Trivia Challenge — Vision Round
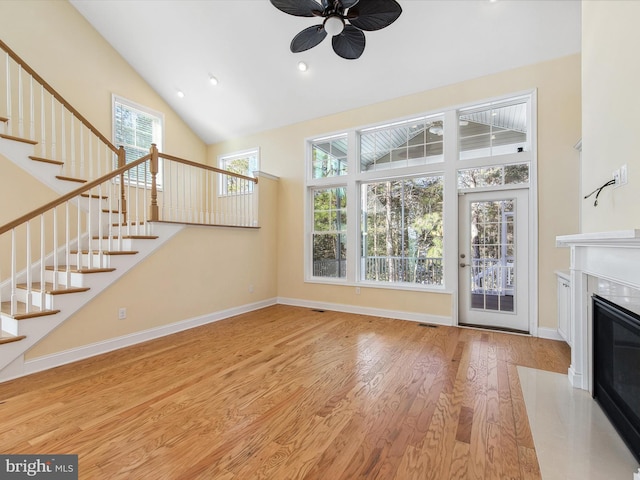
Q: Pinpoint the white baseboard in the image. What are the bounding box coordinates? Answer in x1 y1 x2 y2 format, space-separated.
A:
537 327 565 341
22 297 277 379
277 296 453 326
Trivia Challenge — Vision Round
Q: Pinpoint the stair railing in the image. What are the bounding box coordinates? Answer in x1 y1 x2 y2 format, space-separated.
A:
0 39 121 182
0 145 258 322
151 145 259 227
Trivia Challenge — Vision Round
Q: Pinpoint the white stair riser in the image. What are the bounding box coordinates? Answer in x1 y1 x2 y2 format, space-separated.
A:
0 316 19 336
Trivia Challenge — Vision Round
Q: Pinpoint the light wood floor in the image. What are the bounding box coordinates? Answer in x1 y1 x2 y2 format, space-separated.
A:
0 305 570 479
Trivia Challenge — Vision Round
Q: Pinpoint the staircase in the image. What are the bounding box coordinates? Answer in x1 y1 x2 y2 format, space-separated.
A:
0 39 259 382
0 128 185 380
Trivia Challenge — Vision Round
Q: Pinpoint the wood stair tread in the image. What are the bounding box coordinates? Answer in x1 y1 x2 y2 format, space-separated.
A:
0 132 38 145
29 155 64 166
0 332 26 345
1 301 60 320
56 175 86 183
16 282 90 295
44 266 116 274
71 250 138 255
0 116 8 123
92 235 158 240
81 193 109 199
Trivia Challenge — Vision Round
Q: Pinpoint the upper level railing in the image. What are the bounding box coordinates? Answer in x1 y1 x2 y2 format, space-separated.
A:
0 39 122 182
0 145 259 318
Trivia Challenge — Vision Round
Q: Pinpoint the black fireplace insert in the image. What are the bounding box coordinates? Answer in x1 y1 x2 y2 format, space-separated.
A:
593 294 640 463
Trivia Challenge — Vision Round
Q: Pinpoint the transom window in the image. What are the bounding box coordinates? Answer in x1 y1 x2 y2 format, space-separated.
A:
459 97 529 160
360 115 444 171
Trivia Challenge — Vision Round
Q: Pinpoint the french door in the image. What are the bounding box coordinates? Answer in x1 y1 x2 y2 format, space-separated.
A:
458 189 529 332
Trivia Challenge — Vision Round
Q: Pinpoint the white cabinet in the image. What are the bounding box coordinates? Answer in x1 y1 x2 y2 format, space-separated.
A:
556 271 572 346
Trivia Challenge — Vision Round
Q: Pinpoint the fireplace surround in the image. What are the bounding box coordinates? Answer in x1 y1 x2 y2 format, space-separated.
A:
557 230 640 466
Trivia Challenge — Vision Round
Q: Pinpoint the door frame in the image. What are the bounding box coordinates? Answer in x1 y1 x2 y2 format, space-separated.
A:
453 183 537 337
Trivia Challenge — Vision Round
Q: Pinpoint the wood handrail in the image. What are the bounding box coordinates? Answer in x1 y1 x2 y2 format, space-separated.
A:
0 154 151 236
0 38 119 155
0 145 260 235
158 151 259 183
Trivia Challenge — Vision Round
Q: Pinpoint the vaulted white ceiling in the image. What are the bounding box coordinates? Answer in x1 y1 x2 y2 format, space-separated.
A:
70 0 581 145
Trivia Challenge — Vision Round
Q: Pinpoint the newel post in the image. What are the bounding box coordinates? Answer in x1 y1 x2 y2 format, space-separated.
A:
150 144 159 222
118 146 127 224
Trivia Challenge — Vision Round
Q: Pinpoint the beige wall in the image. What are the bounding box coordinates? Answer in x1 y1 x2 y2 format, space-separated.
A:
210 54 581 330
0 0 206 162
581 1 640 233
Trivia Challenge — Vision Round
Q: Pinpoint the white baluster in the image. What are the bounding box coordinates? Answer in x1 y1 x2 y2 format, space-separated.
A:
17 64 23 138
61 108 66 173
51 96 56 160
70 115 76 178
40 85 46 158
53 208 58 289
40 215 46 310
10 229 17 316
65 202 71 287
6 53 11 136
25 221 31 312
29 76 34 142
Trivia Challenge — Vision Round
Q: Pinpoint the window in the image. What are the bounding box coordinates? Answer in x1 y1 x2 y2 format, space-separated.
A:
312 187 347 278
458 163 530 190
361 176 444 285
459 98 528 160
113 95 163 186
306 93 534 291
311 134 347 179
360 115 444 171
219 148 259 195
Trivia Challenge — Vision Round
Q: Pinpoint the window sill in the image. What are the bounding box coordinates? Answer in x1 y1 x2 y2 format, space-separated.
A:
305 277 451 294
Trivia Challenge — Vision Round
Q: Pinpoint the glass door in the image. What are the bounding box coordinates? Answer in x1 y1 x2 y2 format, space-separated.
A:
458 189 529 332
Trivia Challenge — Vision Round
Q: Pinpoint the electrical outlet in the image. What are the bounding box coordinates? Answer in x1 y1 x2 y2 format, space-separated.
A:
248 284 254 293
118 307 127 320
613 168 621 186
620 164 628 185
355 287 361 295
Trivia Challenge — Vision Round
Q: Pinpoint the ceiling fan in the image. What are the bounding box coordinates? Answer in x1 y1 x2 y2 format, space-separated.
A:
270 0 402 60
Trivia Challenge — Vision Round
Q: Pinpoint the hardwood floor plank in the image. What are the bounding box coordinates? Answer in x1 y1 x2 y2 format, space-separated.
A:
0 305 568 479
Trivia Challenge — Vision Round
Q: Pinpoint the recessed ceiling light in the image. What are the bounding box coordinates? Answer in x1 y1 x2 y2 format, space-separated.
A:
209 76 218 86
298 61 308 72
177 90 185 98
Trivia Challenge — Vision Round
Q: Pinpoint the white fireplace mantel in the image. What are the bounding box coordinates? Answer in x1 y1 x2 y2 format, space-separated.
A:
556 230 640 391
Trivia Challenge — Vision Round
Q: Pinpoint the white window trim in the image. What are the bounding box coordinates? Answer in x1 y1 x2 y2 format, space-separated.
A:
304 90 537 333
112 94 164 188
218 147 260 196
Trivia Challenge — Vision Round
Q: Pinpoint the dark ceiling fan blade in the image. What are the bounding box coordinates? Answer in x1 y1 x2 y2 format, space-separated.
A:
349 0 402 31
332 25 366 59
270 0 323 17
291 25 328 53
339 0 360 8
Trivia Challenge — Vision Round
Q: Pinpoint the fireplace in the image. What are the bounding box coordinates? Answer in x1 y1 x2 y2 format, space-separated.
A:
593 295 640 462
